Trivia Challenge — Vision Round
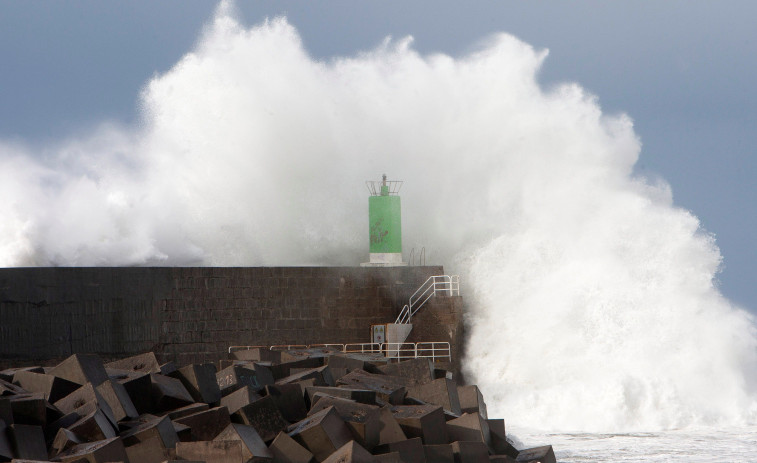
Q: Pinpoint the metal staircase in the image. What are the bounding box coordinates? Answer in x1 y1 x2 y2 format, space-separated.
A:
395 275 460 324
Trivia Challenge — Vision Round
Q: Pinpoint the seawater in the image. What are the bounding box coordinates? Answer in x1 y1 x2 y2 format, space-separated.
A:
513 426 757 462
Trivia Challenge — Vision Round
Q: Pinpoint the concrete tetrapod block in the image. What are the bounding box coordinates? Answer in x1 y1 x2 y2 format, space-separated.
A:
170 364 221 405
377 407 406 445
450 441 489 463
12 371 80 404
49 354 109 388
268 431 313 463
52 436 128 463
275 366 334 388
0 367 44 383
374 437 425 463
0 398 13 425
120 415 178 449
336 371 406 405
325 354 385 374
304 387 376 407
149 374 194 412
45 411 81 445
264 384 308 423
162 403 209 420
221 386 262 415
232 396 288 443
7 424 47 461
0 419 14 461
50 428 84 457
390 405 448 445
406 378 462 416
445 413 491 449
217 365 270 396
307 397 380 451
176 440 244 463
213 423 273 462
378 359 434 386
67 408 117 441
105 353 162 374
279 349 333 365
124 436 171 463
269 359 324 381
173 406 231 441
456 386 487 420
287 406 352 462
515 446 555 463
423 444 455 463
486 419 518 459
321 440 374 463
96 379 139 422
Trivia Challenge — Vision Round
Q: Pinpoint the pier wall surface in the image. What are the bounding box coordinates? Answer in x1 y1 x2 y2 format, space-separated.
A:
0 266 464 367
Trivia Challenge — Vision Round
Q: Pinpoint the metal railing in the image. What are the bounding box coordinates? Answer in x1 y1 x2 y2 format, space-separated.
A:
228 341 451 362
395 275 460 324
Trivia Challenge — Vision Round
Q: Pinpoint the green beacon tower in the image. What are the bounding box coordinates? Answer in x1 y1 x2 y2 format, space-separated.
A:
361 174 407 267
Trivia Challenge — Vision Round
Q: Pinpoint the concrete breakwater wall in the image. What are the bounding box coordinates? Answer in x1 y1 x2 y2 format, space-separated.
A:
0 267 464 368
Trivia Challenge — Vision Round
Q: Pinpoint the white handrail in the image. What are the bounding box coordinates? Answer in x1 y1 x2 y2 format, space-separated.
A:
395 275 459 324
228 342 451 362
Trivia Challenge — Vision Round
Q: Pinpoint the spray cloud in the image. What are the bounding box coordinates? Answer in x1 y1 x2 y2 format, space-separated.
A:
1 4 755 431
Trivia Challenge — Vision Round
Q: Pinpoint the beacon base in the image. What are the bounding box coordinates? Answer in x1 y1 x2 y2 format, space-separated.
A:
360 252 408 267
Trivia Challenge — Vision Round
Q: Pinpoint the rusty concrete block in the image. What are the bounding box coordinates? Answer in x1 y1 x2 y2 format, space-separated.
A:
307 397 380 451
450 441 489 463
7 424 47 461
96 379 139 423
149 374 194 412
216 365 270 396
170 364 221 404
120 415 178 449
446 413 491 449
268 431 313 463
0 398 13 425
53 436 128 463
232 396 288 443
406 379 461 416
213 423 273 462
374 437 425 463
53 383 117 427
515 446 555 463
12 371 80 404
8 394 47 426
321 440 374 463
264 384 307 423
162 402 209 420
105 353 162 374
50 354 109 388
269 359 323 381
304 387 376 407
424 444 454 463
377 407 406 445
457 386 487 420
486 419 518 459
176 440 244 463
378 359 434 386
0 420 13 461
276 366 334 388
50 428 83 457
220 386 261 415
336 371 406 405
173 406 231 441
67 408 117 441
231 348 282 364
286 406 352 462
124 436 171 463
116 372 152 416
390 405 447 445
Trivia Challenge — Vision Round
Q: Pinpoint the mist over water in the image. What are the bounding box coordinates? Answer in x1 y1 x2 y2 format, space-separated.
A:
2 3 756 433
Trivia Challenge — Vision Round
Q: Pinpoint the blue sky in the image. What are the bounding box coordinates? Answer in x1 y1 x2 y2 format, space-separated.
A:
2 1 756 309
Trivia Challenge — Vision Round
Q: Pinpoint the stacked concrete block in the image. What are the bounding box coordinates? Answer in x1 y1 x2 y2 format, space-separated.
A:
0 351 556 462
